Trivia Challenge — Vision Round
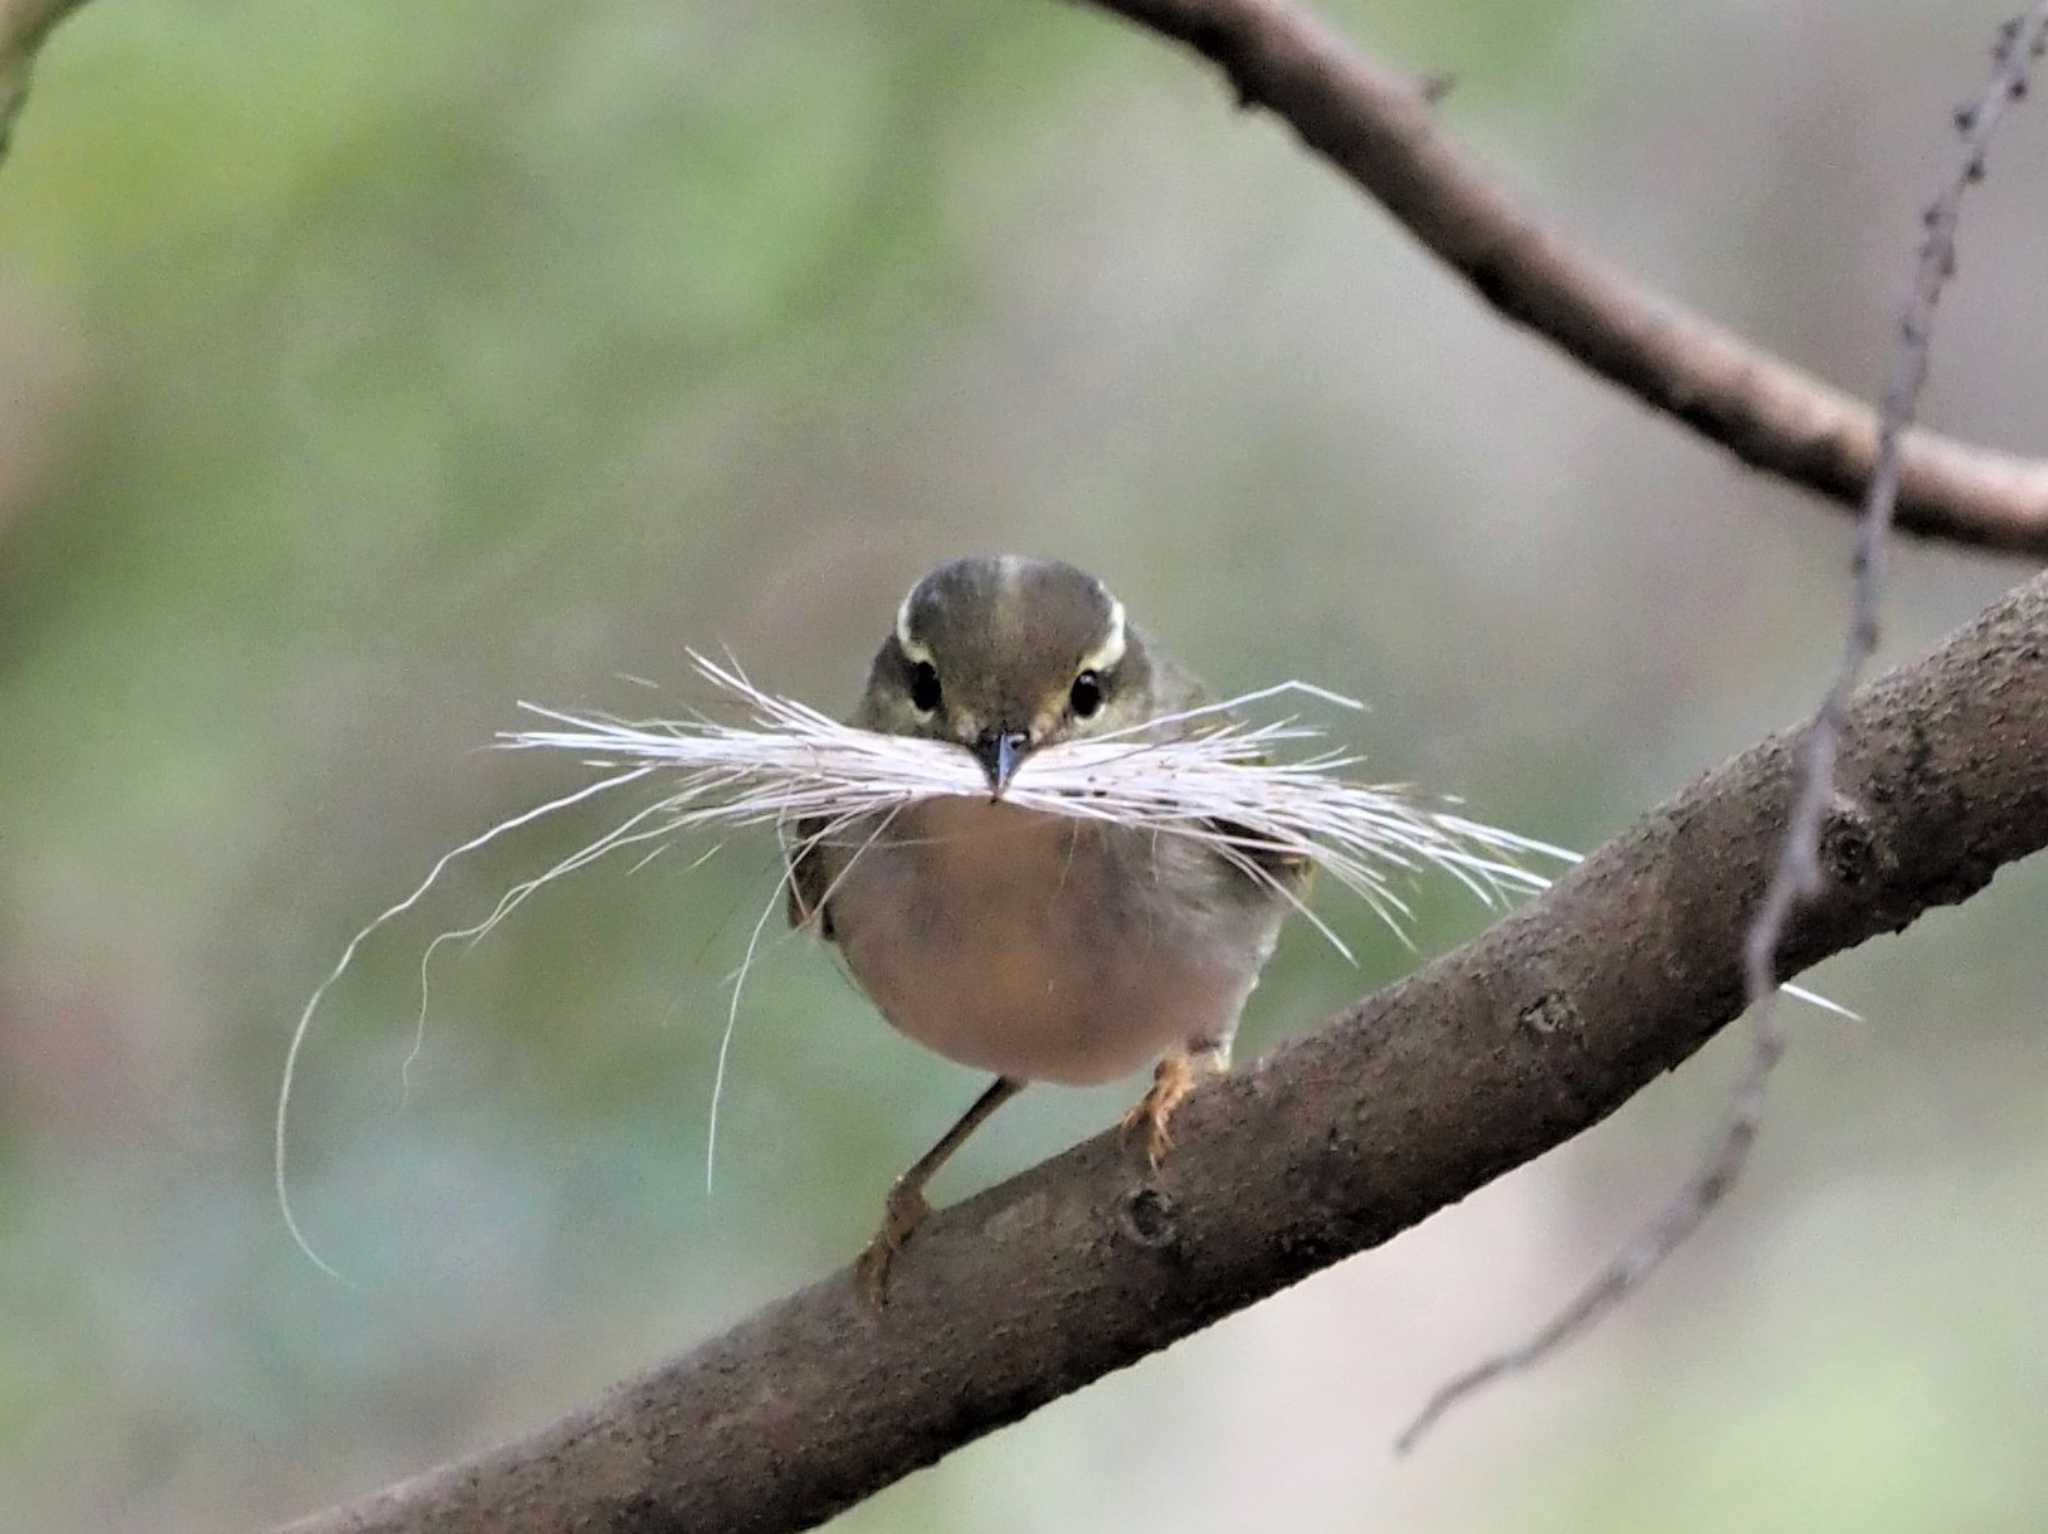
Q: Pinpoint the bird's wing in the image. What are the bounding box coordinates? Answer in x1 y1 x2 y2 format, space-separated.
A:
784 816 836 939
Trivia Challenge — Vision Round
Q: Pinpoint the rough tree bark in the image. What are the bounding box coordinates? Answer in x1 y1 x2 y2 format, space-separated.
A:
282 570 2048 1534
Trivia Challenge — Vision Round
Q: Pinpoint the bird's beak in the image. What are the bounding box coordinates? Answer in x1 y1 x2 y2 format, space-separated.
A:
973 729 1030 800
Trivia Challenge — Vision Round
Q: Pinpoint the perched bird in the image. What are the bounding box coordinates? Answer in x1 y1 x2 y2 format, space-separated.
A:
787 555 1305 1297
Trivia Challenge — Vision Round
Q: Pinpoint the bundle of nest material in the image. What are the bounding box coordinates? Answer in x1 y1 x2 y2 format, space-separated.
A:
498 653 1573 960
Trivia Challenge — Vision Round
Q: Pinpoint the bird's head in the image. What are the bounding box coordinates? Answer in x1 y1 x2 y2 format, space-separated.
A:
856 555 1154 796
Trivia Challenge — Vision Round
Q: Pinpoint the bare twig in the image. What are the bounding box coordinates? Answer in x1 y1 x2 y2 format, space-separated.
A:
1068 0 2048 557
0 0 90 166
277 573 2048 1533
1395 5 2048 1454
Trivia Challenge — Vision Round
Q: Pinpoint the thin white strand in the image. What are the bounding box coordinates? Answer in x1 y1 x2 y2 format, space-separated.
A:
1222 844 1360 963
1084 679 1366 742
398 804 708 1105
704 865 792 1197
703 802 906 1192
394 798 732 1105
275 765 654 1283
627 841 675 876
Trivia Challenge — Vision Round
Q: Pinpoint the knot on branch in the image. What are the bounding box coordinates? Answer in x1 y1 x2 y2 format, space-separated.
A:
1818 795 1885 888
1516 991 1583 1038
1118 1185 1182 1250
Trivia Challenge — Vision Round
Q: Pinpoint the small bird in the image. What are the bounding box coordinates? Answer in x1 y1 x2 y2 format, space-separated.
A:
787 555 1305 1298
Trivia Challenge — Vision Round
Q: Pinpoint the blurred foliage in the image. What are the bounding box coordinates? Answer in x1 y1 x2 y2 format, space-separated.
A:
1 0 2045 1530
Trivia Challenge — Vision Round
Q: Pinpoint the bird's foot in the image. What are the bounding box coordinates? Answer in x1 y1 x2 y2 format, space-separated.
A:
854 1176 931 1309
1119 1049 1226 1171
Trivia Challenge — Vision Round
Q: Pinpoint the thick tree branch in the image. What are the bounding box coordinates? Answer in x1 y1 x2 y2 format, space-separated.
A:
282 570 2048 1534
0 0 89 166
1066 0 2048 557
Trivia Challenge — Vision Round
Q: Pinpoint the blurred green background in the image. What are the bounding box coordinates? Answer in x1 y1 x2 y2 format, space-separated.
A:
2 0 2045 1528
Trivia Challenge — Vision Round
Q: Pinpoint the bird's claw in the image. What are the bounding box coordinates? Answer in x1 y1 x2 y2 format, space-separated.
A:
1119 1054 1203 1171
855 1177 931 1309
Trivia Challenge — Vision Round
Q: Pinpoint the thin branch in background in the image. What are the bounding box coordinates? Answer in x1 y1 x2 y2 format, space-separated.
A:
1395 5 2048 1455
1075 0 2048 555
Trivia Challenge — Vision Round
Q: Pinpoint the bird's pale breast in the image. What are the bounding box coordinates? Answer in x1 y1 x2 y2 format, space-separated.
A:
822 796 1286 1085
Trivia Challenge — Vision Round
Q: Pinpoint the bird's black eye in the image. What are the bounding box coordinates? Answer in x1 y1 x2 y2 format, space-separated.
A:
1070 669 1103 719
909 660 942 713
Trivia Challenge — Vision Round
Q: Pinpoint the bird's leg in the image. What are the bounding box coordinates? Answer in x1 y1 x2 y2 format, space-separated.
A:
1120 1039 1231 1171
857 1074 1023 1306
